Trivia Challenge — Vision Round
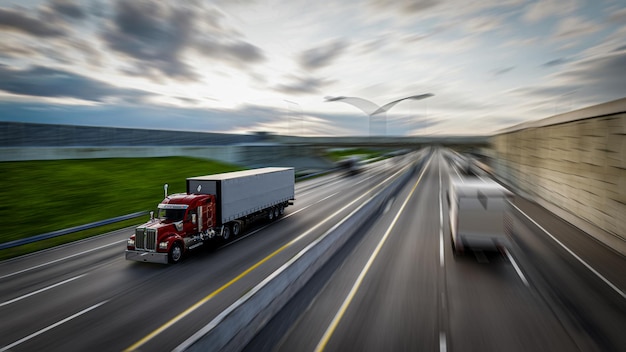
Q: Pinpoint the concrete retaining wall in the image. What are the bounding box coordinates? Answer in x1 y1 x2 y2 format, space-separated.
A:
489 98 625 255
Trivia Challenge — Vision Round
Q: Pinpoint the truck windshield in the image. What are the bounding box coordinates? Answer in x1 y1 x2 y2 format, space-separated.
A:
158 208 186 222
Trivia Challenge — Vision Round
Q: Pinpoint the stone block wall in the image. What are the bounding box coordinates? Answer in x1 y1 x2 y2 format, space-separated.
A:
489 98 625 253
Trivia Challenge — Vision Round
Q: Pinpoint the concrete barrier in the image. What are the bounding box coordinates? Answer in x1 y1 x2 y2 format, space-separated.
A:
174 153 423 352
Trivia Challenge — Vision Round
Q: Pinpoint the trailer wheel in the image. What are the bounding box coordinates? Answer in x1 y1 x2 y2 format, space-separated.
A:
279 204 285 215
169 242 183 264
268 208 274 221
222 225 231 241
273 207 280 219
231 221 242 237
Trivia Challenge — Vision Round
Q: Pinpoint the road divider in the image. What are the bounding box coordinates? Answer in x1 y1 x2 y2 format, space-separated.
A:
174 153 426 352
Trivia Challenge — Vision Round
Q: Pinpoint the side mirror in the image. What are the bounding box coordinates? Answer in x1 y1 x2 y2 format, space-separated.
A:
150 211 154 220
191 213 197 224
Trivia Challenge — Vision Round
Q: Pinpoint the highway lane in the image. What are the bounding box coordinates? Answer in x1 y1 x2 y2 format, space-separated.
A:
0 154 418 352
250 148 624 352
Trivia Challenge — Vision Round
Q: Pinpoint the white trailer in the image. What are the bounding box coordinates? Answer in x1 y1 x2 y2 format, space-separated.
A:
448 178 513 255
187 167 295 226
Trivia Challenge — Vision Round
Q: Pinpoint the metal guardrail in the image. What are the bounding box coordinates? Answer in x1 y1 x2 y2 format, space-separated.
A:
0 165 391 251
0 173 327 252
0 211 149 250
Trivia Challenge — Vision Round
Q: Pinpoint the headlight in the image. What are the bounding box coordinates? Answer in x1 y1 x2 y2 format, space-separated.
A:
127 239 135 247
159 241 169 250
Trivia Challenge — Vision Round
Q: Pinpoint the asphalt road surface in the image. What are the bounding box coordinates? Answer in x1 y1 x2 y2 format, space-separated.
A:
2 149 624 352
246 149 626 352
0 155 415 352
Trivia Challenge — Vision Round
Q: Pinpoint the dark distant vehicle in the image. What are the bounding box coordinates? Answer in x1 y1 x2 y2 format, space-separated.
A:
337 156 363 176
126 167 294 264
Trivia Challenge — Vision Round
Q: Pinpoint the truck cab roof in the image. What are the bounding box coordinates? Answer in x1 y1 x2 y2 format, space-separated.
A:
160 193 212 207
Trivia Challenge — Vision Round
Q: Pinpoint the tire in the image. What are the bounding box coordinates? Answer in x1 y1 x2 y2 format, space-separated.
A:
273 207 280 219
169 242 183 264
279 204 285 215
222 225 231 241
268 208 274 221
231 221 242 237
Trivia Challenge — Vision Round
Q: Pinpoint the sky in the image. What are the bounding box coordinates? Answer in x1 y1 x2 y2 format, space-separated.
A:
0 0 625 136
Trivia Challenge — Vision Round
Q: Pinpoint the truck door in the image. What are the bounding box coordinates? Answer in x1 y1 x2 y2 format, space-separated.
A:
202 198 214 230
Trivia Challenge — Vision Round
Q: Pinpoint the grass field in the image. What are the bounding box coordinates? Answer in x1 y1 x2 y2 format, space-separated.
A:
326 148 391 162
0 157 243 252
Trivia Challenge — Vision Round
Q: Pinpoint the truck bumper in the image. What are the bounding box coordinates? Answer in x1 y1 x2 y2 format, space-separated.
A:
125 250 169 264
458 234 510 251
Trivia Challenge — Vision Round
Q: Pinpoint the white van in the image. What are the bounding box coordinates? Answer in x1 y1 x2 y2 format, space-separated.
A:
448 178 513 255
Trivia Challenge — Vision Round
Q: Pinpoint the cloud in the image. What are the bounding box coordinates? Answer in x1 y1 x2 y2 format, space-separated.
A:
49 0 86 20
0 65 149 102
101 1 266 81
523 0 580 23
195 39 266 68
0 7 67 37
102 1 197 80
553 16 601 39
542 58 570 67
559 51 626 97
274 75 335 95
516 51 626 105
609 8 626 24
491 66 515 76
368 0 441 14
299 40 349 70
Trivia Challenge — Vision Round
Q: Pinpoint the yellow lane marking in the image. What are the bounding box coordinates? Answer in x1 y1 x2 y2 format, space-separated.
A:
314 156 432 352
124 163 411 352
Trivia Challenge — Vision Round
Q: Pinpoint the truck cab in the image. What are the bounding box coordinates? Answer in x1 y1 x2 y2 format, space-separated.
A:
448 178 513 255
126 193 216 264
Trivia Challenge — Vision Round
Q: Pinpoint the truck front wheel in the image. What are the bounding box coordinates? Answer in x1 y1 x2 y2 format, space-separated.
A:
222 225 231 241
169 242 183 264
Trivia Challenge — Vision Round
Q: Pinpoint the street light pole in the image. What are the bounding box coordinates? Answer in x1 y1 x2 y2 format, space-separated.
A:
324 93 434 136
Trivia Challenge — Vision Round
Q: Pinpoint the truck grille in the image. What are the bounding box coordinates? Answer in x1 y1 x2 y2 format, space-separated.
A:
135 228 157 251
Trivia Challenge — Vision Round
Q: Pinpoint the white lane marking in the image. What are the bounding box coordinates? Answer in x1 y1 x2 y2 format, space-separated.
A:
439 158 444 268
0 274 87 307
314 157 432 352
0 300 108 352
504 248 529 287
452 164 463 182
439 332 447 352
384 197 395 214
0 241 126 280
510 203 625 300
174 161 419 352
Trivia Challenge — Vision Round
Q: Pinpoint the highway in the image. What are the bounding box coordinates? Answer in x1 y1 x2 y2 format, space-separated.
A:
0 154 414 352
1 149 625 352
246 149 626 352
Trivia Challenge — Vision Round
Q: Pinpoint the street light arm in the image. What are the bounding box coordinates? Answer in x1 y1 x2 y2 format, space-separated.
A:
324 96 381 116
371 93 434 116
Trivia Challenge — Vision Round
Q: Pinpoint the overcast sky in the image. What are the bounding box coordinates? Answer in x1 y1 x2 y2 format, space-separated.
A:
0 0 625 136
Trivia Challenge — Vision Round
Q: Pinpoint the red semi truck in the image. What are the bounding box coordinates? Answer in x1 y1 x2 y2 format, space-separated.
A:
126 167 295 264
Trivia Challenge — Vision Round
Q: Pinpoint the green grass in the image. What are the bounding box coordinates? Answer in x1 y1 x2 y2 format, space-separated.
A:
326 148 391 162
0 157 243 253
